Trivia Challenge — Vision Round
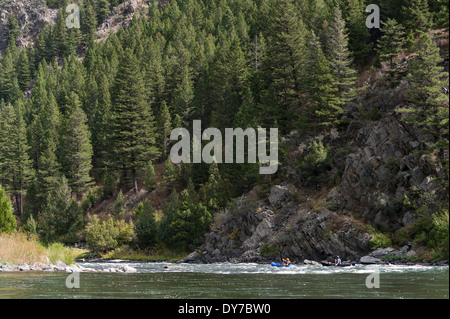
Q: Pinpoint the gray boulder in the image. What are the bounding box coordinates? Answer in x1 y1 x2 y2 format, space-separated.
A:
119 265 137 273
0 263 14 272
371 247 395 258
179 251 202 263
18 263 30 271
360 256 383 264
304 259 320 265
268 185 290 208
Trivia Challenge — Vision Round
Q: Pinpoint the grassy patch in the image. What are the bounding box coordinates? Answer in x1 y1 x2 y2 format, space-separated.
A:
0 232 48 266
46 242 87 265
0 232 87 266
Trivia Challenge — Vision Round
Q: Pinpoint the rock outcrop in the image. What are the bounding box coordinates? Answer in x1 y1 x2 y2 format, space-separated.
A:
0 0 57 50
183 185 372 264
327 113 446 230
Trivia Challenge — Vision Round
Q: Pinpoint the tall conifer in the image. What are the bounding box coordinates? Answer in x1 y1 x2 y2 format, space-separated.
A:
110 48 159 192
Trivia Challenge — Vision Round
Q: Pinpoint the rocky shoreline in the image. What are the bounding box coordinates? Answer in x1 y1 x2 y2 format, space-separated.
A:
179 251 449 266
0 261 138 273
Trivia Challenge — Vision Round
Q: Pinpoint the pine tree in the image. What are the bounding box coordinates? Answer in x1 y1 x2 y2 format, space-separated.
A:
204 162 228 211
59 93 93 198
97 0 111 24
60 55 86 106
303 31 340 128
401 32 449 132
172 64 195 120
16 49 31 91
163 157 177 189
112 190 125 218
38 175 84 243
144 51 166 107
0 104 12 187
156 101 172 160
0 101 33 217
343 0 373 66
0 185 17 234
325 7 357 106
5 15 20 44
27 63 49 168
433 0 449 28
66 9 82 57
0 49 21 103
265 0 308 130
134 200 157 248
23 214 37 239
158 188 211 250
402 0 432 34
143 161 157 192
110 48 159 192
91 74 112 175
157 189 179 245
209 36 249 128
81 0 98 43
33 93 61 208
53 8 69 58
377 18 406 69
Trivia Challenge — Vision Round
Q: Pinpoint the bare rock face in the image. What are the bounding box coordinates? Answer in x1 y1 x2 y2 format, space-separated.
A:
327 114 445 229
268 185 291 208
97 0 150 41
194 192 371 264
0 0 57 50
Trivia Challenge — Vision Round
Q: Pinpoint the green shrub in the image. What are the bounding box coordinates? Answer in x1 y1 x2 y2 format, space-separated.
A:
260 243 278 258
23 215 37 239
135 201 157 248
85 217 135 254
114 219 135 246
432 210 449 258
82 188 97 211
296 141 332 185
112 190 125 218
37 177 84 244
368 226 392 248
143 162 157 192
46 242 78 265
85 217 119 253
370 232 392 248
0 185 17 234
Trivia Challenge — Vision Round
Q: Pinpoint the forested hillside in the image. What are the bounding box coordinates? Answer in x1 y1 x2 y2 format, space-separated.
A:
0 0 448 262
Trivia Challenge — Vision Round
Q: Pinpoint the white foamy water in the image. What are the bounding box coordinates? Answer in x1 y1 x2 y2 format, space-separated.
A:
77 261 448 275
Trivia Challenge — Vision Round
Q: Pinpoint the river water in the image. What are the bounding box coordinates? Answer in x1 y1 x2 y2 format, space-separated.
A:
0 262 448 299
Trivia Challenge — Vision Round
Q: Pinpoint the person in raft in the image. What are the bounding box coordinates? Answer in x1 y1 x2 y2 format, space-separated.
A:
335 256 342 266
282 258 291 266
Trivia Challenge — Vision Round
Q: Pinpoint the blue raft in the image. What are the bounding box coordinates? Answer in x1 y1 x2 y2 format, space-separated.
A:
271 262 293 268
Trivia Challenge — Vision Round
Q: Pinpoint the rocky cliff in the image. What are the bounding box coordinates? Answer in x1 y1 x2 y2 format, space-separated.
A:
0 0 157 51
0 0 57 50
184 184 371 264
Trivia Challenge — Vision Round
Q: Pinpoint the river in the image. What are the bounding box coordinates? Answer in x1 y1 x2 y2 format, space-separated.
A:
0 262 448 299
